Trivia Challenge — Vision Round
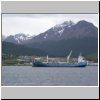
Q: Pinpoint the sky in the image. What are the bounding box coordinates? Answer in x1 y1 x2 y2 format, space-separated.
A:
2 14 98 37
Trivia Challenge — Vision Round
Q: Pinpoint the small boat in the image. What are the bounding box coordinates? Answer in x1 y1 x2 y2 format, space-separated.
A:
32 51 87 67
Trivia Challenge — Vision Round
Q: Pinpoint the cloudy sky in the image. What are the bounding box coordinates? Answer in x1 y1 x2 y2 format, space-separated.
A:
2 14 98 37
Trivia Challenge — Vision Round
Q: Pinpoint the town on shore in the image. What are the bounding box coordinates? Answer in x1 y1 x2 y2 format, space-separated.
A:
2 54 98 66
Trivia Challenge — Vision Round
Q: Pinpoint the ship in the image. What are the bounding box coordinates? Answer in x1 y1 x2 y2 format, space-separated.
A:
32 51 87 67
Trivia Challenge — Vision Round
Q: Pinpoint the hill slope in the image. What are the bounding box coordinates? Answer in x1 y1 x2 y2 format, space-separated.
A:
2 42 46 56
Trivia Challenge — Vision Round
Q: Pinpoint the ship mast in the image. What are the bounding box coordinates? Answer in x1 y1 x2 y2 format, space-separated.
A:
47 55 49 63
67 50 72 63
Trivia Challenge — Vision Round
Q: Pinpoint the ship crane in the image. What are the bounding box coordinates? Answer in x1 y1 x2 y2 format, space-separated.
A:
67 50 72 63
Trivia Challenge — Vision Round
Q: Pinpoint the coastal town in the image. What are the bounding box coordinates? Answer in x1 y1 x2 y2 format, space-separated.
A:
2 53 98 66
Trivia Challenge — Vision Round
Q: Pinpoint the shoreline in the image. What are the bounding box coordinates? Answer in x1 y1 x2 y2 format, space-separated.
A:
2 63 98 67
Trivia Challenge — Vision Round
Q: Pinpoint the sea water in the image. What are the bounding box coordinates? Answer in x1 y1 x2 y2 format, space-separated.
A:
1 66 98 86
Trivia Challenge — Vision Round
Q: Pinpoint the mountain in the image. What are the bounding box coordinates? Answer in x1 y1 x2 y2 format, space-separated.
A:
25 20 98 57
28 20 97 43
3 20 98 57
2 41 46 56
3 20 98 44
4 33 33 44
28 21 75 42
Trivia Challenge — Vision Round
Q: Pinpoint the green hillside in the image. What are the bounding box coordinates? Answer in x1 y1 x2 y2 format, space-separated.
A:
85 53 98 62
2 41 47 56
27 37 98 57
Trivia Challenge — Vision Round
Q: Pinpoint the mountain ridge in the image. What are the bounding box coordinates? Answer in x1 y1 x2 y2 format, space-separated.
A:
4 33 33 44
2 20 98 57
28 20 97 43
3 20 98 44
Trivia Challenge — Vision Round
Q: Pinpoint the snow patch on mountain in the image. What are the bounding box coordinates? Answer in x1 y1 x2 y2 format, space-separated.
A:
4 33 34 44
44 34 48 39
14 36 20 44
52 21 75 36
58 28 64 36
13 33 32 44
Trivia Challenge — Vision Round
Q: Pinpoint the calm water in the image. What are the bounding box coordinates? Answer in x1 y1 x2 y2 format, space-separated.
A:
1 66 98 86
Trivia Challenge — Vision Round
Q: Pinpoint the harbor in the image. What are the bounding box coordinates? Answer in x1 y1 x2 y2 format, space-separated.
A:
2 56 98 67
2 52 98 67
1 65 98 86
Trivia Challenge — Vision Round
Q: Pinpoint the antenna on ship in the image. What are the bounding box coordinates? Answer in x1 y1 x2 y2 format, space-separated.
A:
67 50 72 63
79 52 82 56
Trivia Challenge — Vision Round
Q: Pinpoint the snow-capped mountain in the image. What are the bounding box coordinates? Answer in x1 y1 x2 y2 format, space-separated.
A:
14 33 32 43
29 20 97 43
4 33 33 44
3 20 98 45
29 21 75 42
2 20 98 57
